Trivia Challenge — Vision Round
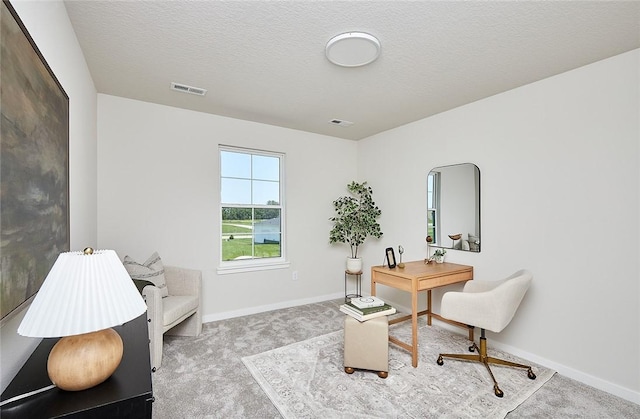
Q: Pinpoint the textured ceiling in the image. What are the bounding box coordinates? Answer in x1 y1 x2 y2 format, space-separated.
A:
64 1 640 140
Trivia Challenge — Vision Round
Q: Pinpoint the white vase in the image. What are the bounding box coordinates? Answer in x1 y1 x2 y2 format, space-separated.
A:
346 257 363 273
434 255 445 264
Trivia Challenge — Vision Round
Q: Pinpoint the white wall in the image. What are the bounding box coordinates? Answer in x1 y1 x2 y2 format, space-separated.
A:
96 95 357 319
6 1 633 402
358 50 639 402
0 0 98 392
96 51 638 402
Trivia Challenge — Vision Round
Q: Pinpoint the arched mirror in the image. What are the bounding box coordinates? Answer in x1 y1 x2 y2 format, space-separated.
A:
427 163 480 252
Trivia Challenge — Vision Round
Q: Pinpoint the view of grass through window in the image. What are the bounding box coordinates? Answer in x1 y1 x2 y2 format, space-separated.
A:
221 219 281 261
220 147 283 263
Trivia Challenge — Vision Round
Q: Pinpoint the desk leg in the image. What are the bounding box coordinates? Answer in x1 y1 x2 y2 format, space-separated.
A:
427 290 432 326
344 273 347 303
411 280 418 367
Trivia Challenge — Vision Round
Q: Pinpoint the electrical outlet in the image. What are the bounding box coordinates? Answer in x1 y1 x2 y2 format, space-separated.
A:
292 271 298 281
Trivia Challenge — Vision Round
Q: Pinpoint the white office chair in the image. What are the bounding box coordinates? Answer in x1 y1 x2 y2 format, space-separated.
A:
436 270 536 397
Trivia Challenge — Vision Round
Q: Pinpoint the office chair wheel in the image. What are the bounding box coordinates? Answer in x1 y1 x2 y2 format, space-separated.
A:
527 368 536 380
436 355 444 366
468 345 475 352
494 385 504 398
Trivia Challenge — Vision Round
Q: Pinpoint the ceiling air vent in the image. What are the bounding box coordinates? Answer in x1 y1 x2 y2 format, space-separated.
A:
329 119 354 127
170 82 207 96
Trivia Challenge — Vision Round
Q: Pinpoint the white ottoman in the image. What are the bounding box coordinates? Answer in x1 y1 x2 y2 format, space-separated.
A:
343 315 389 378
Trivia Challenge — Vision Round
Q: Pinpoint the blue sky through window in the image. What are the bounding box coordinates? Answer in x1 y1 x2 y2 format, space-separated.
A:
221 150 280 205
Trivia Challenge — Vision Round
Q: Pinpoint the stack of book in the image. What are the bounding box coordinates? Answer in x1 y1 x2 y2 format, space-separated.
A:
340 296 396 322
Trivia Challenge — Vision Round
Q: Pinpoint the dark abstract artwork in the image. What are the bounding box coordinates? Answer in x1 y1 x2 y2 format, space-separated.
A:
1 1 69 323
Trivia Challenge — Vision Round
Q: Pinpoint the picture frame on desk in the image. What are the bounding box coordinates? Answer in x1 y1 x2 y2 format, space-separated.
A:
385 247 396 269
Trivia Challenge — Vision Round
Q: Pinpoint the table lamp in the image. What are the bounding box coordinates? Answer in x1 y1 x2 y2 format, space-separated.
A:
17 248 146 391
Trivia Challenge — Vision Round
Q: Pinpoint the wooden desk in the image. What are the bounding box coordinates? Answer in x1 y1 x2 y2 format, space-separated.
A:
371 260 473 367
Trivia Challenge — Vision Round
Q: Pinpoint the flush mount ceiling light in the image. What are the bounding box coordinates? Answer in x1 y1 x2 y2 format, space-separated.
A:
326 32 381 67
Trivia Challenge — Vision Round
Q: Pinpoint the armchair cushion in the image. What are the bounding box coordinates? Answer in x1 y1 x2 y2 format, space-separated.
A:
162 295 199 327
124 252 169 297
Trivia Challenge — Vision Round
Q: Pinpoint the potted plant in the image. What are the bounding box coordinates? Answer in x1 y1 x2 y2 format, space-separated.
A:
432 249 446 264
329 181 383 273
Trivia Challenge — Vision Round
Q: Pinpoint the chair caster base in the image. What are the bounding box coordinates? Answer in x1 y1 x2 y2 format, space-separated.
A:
494 385 504 398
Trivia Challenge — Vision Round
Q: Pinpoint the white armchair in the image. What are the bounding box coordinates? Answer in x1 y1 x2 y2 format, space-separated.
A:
436 270 535 397
141 266 202 371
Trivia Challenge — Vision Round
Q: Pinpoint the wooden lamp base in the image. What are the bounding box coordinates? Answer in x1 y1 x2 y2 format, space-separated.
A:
47 328 124 391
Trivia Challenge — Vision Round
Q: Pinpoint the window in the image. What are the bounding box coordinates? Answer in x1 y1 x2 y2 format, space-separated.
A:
427 171 439 244
219 146 286 271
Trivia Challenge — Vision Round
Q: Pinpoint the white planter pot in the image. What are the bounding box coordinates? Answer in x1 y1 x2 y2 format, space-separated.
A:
346 257 363 273
434 255 445 264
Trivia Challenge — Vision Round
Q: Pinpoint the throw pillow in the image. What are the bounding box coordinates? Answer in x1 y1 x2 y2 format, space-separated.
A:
123 252 169 297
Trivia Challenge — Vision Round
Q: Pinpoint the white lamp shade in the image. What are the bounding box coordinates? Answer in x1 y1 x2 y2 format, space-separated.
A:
18 249 147 337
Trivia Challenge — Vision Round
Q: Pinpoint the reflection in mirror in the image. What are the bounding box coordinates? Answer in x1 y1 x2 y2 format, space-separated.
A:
427 163 480 252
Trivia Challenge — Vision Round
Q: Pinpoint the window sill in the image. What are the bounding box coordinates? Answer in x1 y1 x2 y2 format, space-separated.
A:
216 261 291 275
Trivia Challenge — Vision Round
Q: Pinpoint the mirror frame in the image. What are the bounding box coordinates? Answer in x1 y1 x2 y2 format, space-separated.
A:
428 163 480 252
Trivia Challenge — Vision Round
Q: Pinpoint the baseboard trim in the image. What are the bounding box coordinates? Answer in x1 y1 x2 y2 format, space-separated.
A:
388 300 640 405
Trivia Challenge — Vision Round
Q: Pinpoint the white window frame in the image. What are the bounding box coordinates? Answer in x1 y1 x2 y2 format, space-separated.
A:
217 145 289 274
427 171 441 246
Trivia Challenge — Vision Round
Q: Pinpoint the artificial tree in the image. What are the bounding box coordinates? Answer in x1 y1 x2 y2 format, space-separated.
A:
329 181 383 271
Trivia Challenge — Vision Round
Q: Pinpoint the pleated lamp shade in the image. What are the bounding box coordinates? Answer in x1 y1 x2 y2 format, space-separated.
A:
18 249 146 338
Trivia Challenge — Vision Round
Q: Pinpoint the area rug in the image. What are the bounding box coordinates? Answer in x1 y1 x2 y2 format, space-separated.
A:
242 322 555 418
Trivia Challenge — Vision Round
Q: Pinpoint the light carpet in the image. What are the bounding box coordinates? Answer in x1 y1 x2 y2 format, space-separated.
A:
242 321 555 419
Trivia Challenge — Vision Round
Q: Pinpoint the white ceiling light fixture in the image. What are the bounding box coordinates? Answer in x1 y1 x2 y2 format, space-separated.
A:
326 32 381 67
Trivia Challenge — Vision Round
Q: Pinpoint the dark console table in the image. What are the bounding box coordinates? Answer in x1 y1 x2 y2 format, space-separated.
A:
1 313 153 418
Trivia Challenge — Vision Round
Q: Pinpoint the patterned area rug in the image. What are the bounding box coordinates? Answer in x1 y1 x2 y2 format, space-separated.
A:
242 322 555 418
